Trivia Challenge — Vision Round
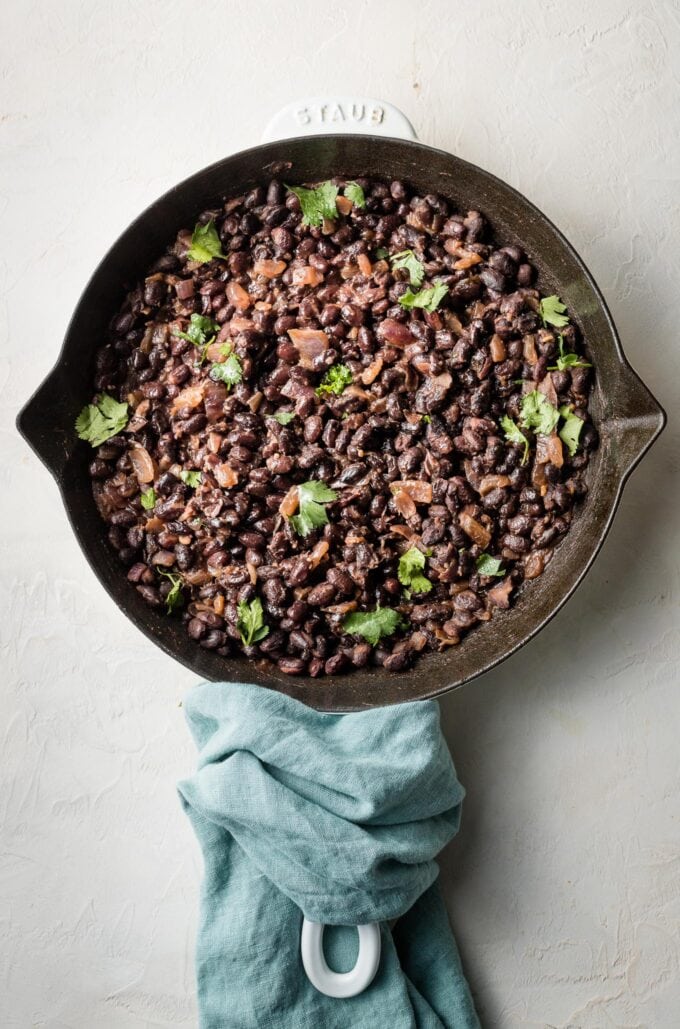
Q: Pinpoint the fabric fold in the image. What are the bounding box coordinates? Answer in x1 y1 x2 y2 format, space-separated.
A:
178 681 479 1029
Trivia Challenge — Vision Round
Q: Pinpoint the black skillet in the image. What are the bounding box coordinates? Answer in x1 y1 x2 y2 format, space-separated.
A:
17 100 665 712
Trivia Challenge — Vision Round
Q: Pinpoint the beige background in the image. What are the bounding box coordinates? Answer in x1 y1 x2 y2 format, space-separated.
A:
2 1 679 1026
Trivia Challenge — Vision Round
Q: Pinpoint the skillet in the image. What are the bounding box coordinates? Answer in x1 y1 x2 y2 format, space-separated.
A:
16 98 665 711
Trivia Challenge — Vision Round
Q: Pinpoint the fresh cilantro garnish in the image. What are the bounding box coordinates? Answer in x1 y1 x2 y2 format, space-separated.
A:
500 415 530 465
236 597 269 647
315 363 353 397
398 547 432 595
289 480 338 537
375 247 389 260
519 390 560 436
539 294 569 328
549 335 592 372
558 405 584 456
287 181 339 226
174 313 220 362
391 249 425 288
140 488 156 511
209 344 243 388
270 411 296 425
344 181 366 208
476 554 505 577
187 220 226 264
75 393 129 447
342 606 405 647
180 469 202 488
421 414 431 425
159 571 184 614
399 282 448 312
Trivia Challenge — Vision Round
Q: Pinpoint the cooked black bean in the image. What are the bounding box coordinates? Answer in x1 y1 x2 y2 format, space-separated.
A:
85 175 595 679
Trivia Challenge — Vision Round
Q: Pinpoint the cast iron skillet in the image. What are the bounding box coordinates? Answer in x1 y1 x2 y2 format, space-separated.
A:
17 133 665 711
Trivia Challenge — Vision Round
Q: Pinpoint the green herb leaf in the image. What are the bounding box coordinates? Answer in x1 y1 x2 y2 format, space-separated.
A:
375 247 389 260
180 469 202 488
476 553 505 577
289 480 338 538
75 393 129 447
391 249 425 288
287 181 339 226
398 547 432 595
140 488 156 511
236 597 269 647
344 181 366 208
159 571 184 614
173 313 220 363
399 282 448 313
187 220 226 264
209 351 243 388
315 363 353 397
342 606 405 647
421 414 431 425
549 335 592 372
558 405 584 456
500 414 530 464
270 411 296 425
519 390 560 436
539 294 569 328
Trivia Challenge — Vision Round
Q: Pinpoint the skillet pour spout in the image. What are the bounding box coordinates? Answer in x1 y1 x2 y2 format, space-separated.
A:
16 134 666 711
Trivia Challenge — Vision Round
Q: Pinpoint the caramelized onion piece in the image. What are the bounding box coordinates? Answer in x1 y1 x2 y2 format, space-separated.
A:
459 512 491 548
536 432 564 468
214 464 238 488
253 259 286 278
393 479 433 504
287 328 329 369
478 474 511 496
393 489 417 519
226 281 251 310
129 445 155 484
279 485 299 518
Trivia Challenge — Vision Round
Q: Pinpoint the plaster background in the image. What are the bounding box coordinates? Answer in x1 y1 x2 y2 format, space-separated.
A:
1 2 679 1026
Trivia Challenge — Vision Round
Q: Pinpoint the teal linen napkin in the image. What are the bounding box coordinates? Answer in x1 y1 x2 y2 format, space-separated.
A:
178 681 479 1029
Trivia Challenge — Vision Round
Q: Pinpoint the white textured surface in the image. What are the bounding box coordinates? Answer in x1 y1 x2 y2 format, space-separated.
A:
2 2 679 1026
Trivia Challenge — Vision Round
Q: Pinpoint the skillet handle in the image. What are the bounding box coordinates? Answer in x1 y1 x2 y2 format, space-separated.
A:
262 97 417 143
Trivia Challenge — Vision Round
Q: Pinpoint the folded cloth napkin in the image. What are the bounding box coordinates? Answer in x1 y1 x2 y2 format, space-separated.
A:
178 681 479 1029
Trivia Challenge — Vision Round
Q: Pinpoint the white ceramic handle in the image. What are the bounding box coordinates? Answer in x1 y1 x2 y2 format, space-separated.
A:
300 918 381 999
262 97 417 143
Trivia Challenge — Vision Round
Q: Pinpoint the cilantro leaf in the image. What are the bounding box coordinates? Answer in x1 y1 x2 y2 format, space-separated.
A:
315 363 353 397
539 295 569 328
236 597 269 647
549 335 592 372
75 393 129 447
210 349 243 388
476 553 505 577
398 547 432 595
344 181 366 208
342 606 405 647
180 469 202 488
287 182 339 226
391 249 425 288
421 415 431 425
399 282 448 313
558 405 584 456
499 414 530 464
375 247 389 260
288 480 338 538
174 313 220 362
140 488 156 511
519 390 560 436
187 220 226 264
270 411 296 425
159 571 184 614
